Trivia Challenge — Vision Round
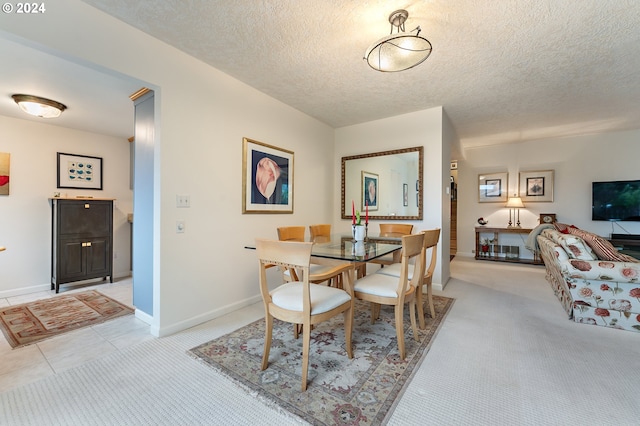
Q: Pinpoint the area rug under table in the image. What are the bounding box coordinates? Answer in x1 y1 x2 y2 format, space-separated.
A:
0 290 134 348
189 295 454 425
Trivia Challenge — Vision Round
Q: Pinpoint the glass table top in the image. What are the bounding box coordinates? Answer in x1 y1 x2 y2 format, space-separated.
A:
245 233 401 262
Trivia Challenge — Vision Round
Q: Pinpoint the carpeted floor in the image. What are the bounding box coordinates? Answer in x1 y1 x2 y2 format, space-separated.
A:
0 290 133 348
2 257 640 425
189 296 454 425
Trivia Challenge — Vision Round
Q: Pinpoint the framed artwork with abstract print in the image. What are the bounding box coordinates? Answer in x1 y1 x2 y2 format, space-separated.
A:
362 171 378 211
519 170 554 202
0 152 9 195
57 152 103 190
478 171 508 203
242 137 294 214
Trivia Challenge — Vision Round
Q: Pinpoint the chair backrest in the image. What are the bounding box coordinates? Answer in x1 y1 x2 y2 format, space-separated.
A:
422 228 441 278
255 238 313 303
277 226 305 242
395 233 426 298
309 224 331 242
379 223 413 237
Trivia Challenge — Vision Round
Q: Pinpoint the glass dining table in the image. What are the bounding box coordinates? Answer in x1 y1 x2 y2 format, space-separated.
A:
245 233 402 288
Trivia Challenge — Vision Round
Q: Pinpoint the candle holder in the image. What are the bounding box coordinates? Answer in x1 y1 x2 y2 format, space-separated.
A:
352 224 357 242
365 223 369 241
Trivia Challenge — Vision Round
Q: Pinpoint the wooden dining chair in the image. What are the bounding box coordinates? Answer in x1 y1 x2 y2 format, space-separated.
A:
370 223 414 267
353 232 424 360
255 238 354 391
277 226 345 288
375 228 440 329
309 224 331 243
277 226 305 242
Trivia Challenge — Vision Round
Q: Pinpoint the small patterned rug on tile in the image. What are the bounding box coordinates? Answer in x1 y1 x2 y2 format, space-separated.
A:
189 295 454 426
0 290 134 348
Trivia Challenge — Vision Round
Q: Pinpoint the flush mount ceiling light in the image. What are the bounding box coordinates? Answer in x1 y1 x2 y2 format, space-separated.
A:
11 94 67 118
364 9 432 72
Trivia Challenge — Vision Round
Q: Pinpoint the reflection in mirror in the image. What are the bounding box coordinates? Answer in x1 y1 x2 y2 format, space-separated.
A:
342 147 423 221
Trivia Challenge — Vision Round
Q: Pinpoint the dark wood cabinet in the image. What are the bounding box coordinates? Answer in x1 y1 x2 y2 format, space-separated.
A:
51 198 113 293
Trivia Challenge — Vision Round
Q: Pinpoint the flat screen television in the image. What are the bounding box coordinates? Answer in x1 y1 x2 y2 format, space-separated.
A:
592 180 640 221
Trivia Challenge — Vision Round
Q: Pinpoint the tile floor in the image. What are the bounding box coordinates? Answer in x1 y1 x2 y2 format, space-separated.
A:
0 277 152 393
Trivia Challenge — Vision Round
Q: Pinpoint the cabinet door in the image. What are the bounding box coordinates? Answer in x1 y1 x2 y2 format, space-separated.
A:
59 239 87 280
86 238 111 276
59 201 112 237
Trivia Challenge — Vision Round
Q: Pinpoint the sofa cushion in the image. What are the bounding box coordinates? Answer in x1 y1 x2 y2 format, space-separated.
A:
554 222 578 234
568 228 640 263
556 233 597 260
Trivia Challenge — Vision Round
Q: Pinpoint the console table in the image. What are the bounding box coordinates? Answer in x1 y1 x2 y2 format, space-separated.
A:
475 226 543 265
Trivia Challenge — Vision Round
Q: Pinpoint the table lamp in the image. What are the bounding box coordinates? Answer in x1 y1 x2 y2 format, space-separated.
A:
506 196 525 228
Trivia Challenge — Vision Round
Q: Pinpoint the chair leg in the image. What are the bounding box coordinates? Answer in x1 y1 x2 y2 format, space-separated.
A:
416 284 426 330
370 302 380 324
294 323 301 339
261 314 273 370
301 321 311 391
409 299 419 342
395 304 406 360
344 303 354 359
426 279 436 318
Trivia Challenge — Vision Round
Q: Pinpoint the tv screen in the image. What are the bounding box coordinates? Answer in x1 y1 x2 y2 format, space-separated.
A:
592 180 640 221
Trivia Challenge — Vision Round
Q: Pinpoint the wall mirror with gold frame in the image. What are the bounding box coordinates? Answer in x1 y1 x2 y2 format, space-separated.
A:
341 146 423 221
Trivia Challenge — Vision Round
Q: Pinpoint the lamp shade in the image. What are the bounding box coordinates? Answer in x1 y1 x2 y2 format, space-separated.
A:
364 9 432 72
12 94 66 118
364 32 432 72
506 197 524 208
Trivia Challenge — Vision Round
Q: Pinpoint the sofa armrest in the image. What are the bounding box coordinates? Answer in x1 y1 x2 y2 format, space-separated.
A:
561 259 640 283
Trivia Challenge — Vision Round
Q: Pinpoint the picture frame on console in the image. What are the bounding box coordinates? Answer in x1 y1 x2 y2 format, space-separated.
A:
519 170 554 202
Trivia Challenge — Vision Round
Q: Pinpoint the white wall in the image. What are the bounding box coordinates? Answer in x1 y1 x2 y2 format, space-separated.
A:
0 0 336 335
334 107 452 288
0 115 132 296
457 128 640 257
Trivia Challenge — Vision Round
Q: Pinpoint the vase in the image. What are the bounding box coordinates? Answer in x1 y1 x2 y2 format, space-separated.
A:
353 225 366 241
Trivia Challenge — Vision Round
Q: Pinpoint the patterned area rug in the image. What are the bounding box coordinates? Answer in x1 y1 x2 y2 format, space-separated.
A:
0 290 134 348
189 295 454 425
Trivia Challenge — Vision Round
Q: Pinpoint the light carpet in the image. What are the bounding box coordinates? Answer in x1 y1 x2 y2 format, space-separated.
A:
189 296 454 425
2 258 640 425
0 290 133 348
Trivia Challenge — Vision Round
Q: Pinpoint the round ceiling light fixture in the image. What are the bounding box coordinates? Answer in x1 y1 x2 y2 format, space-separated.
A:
364 9 432 72
11 94 67 118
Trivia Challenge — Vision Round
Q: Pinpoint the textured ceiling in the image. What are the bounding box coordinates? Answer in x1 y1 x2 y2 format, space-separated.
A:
4 1 640 155
80 0 640 154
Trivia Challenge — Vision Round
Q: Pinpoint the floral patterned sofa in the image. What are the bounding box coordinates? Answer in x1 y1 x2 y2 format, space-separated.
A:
536 224 640 332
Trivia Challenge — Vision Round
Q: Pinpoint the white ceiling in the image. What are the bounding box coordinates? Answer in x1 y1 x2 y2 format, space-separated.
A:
3 1 640 156
0 35 140 140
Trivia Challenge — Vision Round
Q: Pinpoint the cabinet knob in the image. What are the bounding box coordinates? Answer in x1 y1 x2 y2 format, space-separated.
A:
84 203 90 209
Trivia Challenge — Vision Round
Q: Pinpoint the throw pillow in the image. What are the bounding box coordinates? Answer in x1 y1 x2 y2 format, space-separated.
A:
555 233 596 260
554 222 578 234
567 228 639 262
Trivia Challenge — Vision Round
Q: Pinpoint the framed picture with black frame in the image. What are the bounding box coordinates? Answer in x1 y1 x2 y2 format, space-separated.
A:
57 152 103 190
478 171 508 203
242 137 294 213
519 170 554 202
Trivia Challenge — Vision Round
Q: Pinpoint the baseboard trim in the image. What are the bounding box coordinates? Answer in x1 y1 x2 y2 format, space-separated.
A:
0 283 51 299
153 294 263 338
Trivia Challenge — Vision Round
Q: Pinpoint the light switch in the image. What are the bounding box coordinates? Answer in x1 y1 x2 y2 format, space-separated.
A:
176 194 190 208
